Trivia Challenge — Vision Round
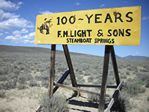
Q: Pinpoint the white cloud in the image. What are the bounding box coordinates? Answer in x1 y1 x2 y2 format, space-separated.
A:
22 32 34 40
13 28 29 35
21 28 29 33
5 35 16 40
142 16 149 21
0 1 33 30
0 0 22 10
40 11 53 14
5 31 35 43
0 17 33 30
0 0 34 44
23 39 33 43
0 9 18 20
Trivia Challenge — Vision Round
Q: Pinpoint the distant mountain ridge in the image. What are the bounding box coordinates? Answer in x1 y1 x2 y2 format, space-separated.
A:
124 55 149 60
0 45 52 53
0 45 148 60
0 45 97 57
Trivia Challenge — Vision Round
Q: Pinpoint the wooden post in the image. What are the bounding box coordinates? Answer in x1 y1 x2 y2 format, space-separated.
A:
54 83 101 96
99 45 111 112
77 84 117 88
53 70 70 93
62 45 77 87
49 44 56 97
111 46 120 86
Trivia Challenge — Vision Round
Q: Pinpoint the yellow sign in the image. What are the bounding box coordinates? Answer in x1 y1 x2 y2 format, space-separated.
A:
35 6 141 45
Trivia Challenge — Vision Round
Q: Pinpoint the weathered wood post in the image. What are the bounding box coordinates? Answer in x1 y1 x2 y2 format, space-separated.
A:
99 45 111 112
111 46 120 86
62 45 77 87
49 44 56 97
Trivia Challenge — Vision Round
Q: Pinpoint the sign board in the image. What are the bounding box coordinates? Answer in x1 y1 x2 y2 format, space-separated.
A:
35 6 141 45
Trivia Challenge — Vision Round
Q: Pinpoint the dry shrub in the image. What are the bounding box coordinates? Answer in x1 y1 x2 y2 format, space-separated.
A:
0 89 6 98
17 83 26 90
29 80 39 87
88 88 100 103
125 80 146 96
137 73 149 88
40 93 68 112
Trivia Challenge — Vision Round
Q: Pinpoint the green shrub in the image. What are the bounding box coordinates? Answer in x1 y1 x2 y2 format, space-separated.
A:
40 93 68 112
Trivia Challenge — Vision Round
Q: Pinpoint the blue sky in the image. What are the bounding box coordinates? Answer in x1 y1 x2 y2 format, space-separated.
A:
0 0 149 57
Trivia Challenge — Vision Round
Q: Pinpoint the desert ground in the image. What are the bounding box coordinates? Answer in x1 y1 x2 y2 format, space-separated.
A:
0 45 149 112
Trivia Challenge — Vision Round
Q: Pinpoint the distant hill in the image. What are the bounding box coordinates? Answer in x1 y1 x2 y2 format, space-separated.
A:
0 45 53 53
0 45 97 57
0 45 148 61
124 55 149 61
